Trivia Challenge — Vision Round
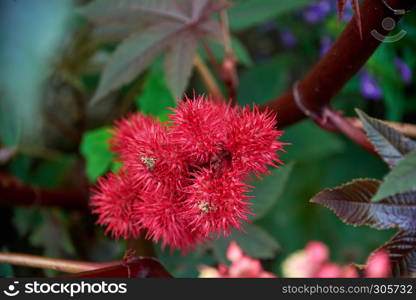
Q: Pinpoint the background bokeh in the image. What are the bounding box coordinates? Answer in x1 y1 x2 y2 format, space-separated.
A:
0 0 414 277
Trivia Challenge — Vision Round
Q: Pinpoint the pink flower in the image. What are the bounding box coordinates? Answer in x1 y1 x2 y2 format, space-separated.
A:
91 95 284 250
199 242 276 278
365 250 391 278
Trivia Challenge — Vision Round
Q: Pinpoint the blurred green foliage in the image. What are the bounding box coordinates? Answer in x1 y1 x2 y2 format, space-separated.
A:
1 0 415 277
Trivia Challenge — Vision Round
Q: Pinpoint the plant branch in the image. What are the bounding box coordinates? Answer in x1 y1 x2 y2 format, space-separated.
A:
0 173 88 210
219 0 238 105
0 252 118 273
264 0 415 128
63 257 172 278
194 54 225 99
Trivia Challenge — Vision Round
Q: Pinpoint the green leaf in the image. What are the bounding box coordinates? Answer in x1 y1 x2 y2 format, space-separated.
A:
156 246 214 278
91 24 182 103
373 149 416 202
13 208 43 237
356 109 416 169
228 0 310 30
80 126 114 182
211 224 280 264
250 162 294 221
136 68 176 122
86 1 225 103
231 37 254 67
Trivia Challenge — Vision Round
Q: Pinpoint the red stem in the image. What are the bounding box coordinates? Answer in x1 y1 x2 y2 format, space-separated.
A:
265 0 415 128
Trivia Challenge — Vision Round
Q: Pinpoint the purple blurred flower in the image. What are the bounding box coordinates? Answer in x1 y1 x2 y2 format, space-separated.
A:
280 28 298 49
303 0 331 24
394 57 412 84
360 72 382 100
320 37 332 57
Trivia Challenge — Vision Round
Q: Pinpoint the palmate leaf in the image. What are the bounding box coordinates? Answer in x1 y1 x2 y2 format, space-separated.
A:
373 149 416 202
311 179 416 276
337 0 362 38
381 229 416 277
81 0 226 103
164 34 197 99
250 162 294 221
356 109 416 169
91 24 183 103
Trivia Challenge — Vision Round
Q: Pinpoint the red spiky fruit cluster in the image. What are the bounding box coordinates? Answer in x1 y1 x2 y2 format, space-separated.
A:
91 95 285 251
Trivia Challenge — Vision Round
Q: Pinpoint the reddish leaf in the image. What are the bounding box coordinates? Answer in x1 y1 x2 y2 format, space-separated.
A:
64 257 172 278
82 0 225 103
356 109 416 169
311 179 416 230
91 23 182 103
192 0 210 19
337 0 362 38
337 0 347 23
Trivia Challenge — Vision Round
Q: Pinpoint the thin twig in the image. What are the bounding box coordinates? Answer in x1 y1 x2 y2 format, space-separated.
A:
0 252 118 273
194 54 225 99
0 173 88 210
323 108 377 155
219 0 238 105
